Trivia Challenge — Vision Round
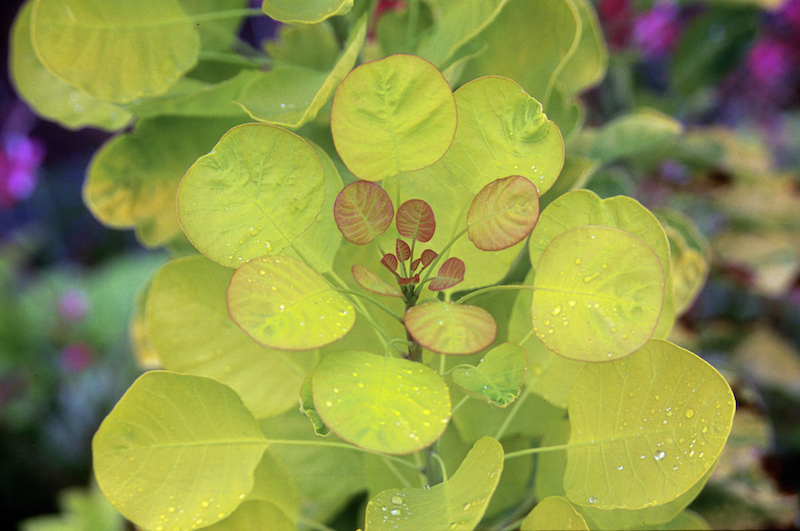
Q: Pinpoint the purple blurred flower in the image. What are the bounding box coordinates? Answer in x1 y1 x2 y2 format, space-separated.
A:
59 343 94 373
0 131 44 209
597 0 634 50
633 1 682 59
58 289 90 322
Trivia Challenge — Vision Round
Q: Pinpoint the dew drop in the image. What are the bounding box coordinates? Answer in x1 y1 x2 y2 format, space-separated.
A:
574 258 582 265
583 273 600 283
655 450 666 461
463 502 472 510
265 241 272 251
325 400 332 407
617 465 623 471
552 306 562 315
685 409 695 419
568 300 576 307
589 496 597 504
390 509 400 516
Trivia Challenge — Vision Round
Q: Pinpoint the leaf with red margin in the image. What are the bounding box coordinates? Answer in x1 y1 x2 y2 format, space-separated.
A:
396 199 435 242
429 257 465 291
333 181 394 244
467 175 540 251
381 253 399 273
404 302 496 355
396 239 411 261
352 264 403 298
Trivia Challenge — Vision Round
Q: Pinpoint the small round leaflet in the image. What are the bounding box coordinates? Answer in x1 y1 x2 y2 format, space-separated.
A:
334 181 394 244
405 301 497 355
312 351 450 455
331 54 457 181
228 255 355 350
532 225 664 362
396 199 436 242
467 175 540 251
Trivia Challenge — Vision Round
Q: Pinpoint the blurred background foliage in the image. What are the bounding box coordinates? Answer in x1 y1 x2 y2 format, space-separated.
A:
1 0 799 529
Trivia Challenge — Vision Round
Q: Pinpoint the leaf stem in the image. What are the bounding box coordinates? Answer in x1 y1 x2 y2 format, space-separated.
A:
456 283 535 305
504 441 573 460
264 438 422 470
336 288 404 322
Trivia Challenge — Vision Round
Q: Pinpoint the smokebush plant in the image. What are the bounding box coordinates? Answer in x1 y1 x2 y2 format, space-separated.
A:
10 0 735 529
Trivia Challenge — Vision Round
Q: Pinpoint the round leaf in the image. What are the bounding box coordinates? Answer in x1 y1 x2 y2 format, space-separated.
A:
312 351 451 455
334 181 394 245
396 199 436 242
532 225 665 362
452 343 527 407
145 255 318 418
521 497 589 531
228 255 355 350
261 0 353 24
178 123 325 268
331 54 457 181
93 372 267 531
31 0 199 103
428 257 465 292
565 339 736 510
364 437 503 530
467 175 540 251
9 1 131 130
352 264 403 298
405 302 497 355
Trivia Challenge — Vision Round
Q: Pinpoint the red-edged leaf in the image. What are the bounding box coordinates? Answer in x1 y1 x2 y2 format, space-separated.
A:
420 249 438 267
352 264 403 298
404 302 497 355
381 253 399 272
396 199 435 242
398 274 419 286
396 239 411 261
467 175 540 251
334 181 394 244
429 257 465 291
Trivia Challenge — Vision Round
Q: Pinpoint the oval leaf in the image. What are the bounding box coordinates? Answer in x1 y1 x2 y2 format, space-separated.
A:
364 437 503 530
396 199 436 242
521 497 589 531
565 339 736 510
334 181 394 245
532 225 665 362
405 302 497 355
312 351 451 454
396 239 411 261
145 255 319 418
228 255 355 350
93 372 267 531
331 54 457 181
429 257 465 292
261 0 353 24
352 264 403 298
467 175 540 251
31 0 199 103
178 123 325 268
452 343 527 407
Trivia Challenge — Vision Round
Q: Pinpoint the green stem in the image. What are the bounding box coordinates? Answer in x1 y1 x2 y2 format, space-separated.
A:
424 442 447 486
456 283 535 305
504 441 574 461
336 288 404 323
265 438 422 471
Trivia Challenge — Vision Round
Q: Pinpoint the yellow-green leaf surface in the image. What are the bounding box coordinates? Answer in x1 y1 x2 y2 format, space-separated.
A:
565 339 735 509
312 351 451 454
145 255 318 418
461 0 607 117
588 109 683 163
261 0 352 23
521 496 589 531
467 175 541 251
228 255 355 350
405 302 497 355
532 225 665 361
364 437 503 530
92 372 267 531
446 77 564 195
415 0 509 68
85 117 240 248
265 21 340 70
10 0 131 130
236 16 366 128
331 54 457 181
529 190 676 339
452 343 527 407
31 0 200 103
177 123 324 268
178 0 247 52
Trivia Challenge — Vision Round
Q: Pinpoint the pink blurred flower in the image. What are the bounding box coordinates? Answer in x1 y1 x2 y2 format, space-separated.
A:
746 38 790 86
59 343 94 373
58 289 90 322
633 1 682 59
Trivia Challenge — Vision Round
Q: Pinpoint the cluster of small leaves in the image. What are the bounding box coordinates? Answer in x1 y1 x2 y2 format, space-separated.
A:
9 0 739 530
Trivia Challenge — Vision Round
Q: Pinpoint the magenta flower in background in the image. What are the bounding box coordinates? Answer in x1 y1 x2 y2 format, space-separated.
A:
597 0 633 50
0 128 44 209
633 1 682 59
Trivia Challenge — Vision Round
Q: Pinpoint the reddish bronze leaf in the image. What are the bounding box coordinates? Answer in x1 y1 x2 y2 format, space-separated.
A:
420 249 438 267
334 181 394 244
467 175 540 251
429 257 465 291
381 253 399 272
396 239 411 261
396 199 435 242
